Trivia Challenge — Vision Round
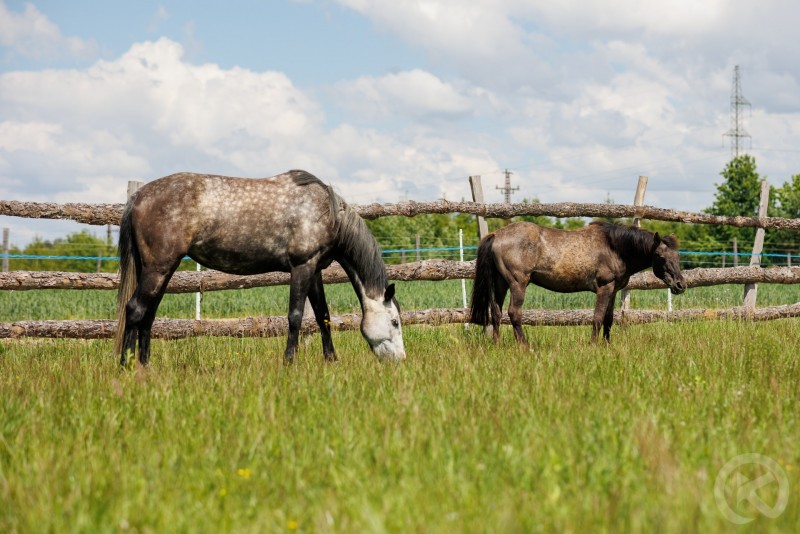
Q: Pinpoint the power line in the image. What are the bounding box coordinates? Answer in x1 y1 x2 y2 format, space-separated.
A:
723 65 751 158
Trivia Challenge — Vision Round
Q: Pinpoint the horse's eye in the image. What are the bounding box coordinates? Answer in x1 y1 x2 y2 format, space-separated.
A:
391 319 399 328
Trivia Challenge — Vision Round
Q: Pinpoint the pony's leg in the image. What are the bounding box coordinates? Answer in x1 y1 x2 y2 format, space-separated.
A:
285 263 315 364
491 278 509 343
507 280 529 347
307 272 336 362
602 291 618 342
120 317 139 366
124 264 178 366
591 285 614 343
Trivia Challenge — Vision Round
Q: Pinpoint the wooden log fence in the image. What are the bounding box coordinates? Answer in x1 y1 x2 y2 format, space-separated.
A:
4 303 800 340
3 198 800 230
3 191 800 340
2 262 800 293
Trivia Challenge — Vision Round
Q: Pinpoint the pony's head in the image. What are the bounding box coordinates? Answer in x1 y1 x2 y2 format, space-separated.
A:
651 233 686 295
360 284 406 361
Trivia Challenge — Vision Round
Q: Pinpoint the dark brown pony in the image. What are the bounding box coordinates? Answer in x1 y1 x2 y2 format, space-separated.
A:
469 221 686 346
114 170 405 365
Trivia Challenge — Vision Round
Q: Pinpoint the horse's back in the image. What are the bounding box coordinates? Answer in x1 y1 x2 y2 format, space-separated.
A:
490 222 612 293
127 170 337 274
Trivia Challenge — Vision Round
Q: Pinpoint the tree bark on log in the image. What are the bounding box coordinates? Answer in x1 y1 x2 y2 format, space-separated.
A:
2 263 799 292
3 198 800 230
0 201 122 226
3 304 800 340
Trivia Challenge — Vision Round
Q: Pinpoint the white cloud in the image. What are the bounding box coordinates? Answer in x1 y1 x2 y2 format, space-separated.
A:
0 1 97 61
0 38 329 197
335 69 474 121
0 37 497 213
523 0 728 36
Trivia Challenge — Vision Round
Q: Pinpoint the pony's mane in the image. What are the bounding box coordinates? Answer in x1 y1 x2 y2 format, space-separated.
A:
333 201 387 296
591 221 656 259
289 170 387 296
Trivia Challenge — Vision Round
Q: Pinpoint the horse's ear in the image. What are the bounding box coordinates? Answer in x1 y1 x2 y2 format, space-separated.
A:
653 232 662 248
384 283 396 303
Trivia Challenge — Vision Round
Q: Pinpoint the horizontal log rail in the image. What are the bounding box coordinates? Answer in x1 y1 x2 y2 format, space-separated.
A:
3 303 800 340
3 198 800 230
2 262 799 292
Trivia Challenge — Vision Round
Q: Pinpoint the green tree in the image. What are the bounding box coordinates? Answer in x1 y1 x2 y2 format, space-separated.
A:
498 197 585 231
773 174 800 219
12 230 118 272
703 155 772 253
771 174 800 260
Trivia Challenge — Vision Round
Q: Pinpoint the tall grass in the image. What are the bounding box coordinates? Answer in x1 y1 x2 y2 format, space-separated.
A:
1 320 799 532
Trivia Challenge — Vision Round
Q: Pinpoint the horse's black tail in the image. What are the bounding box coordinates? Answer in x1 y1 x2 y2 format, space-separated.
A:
113 202 138 356
469 233 499 327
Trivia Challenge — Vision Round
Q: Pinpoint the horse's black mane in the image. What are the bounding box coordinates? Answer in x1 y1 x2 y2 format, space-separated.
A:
592 221 680 257
591 221 652 259
289 170 387 296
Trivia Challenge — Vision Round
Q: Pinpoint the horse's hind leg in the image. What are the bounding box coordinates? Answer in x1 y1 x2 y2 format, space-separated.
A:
507 280 529 348
602 291 618 342
285 263 316 364
491 277 509 343
124 264 179 366
120 319 139 366
591 285 614 343
308 272 336 361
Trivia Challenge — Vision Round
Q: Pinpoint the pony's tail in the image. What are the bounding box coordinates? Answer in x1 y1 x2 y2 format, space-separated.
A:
113 203 137 356
469 233 498 326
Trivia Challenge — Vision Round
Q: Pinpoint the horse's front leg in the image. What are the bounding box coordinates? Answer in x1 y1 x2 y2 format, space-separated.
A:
307 272 336 362
591 285 615 343
285 264 315 364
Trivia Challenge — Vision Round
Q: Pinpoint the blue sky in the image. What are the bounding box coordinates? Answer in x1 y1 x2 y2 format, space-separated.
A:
2 0 800 247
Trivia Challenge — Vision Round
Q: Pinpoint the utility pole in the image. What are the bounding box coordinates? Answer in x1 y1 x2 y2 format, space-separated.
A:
496 169 519 203
723 65 751 158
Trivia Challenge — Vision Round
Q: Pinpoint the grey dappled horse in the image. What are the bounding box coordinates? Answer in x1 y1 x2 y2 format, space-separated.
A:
469 221 686 347
114 170 405 365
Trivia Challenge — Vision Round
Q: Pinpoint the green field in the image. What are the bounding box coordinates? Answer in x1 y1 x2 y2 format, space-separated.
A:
2 279 800 322
2 282 799 532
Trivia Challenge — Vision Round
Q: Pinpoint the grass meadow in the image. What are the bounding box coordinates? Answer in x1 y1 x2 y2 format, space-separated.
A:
2 281 800 532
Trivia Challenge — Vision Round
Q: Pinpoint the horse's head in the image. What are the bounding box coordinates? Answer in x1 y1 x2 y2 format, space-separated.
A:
651 233 686 295
360 284 406 361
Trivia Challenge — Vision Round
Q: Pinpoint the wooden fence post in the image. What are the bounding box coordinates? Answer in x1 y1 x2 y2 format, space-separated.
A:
469 175 489 240
743 180 770 310
621 176 648 313
127 181 144 199
2 228 8 273
469 175 490 335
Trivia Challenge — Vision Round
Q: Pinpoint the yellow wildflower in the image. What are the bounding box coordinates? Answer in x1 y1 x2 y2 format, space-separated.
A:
236 468 252 479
